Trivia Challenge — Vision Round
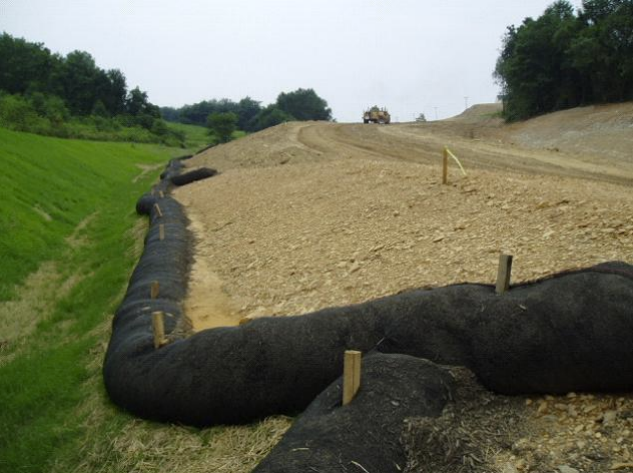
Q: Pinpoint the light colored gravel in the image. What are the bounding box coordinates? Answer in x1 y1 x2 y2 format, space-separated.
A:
175 128 633 327
170 106 633 472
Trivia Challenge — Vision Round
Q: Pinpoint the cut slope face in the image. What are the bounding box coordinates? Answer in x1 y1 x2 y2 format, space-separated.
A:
504 102 633 162
444 101 633 163
444 102 503 123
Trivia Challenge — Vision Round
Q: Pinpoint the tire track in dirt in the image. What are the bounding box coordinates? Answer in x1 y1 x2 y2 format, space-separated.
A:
295 121 633 187
383 122 633 185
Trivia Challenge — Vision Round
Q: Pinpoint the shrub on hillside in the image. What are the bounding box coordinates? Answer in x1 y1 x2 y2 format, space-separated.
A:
250 105 294 131
0 93 183 145
206 112 238 144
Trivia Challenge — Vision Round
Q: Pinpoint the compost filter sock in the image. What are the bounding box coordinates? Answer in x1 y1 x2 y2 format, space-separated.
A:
253 353 454 473
105 160 633 427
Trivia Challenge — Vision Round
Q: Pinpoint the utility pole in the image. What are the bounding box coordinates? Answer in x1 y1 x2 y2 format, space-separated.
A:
464 96 469 110
434 107 438 120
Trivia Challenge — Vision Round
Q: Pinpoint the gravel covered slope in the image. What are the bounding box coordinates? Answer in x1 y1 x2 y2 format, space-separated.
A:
171 109 633 472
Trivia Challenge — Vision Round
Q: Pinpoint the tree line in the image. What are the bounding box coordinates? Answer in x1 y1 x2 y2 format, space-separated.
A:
161 88 333 134
495 0 633 121
0 33 183 145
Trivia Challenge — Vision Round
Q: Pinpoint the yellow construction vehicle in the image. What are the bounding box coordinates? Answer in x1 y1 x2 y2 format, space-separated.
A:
363 106 391 124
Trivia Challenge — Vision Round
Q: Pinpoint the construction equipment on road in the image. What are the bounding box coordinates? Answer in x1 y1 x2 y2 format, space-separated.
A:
363 106 391 124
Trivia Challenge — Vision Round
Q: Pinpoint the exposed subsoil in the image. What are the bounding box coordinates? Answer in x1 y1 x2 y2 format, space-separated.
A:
172 103 633 472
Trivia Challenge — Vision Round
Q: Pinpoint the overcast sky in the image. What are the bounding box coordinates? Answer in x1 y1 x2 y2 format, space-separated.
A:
2 0 583 122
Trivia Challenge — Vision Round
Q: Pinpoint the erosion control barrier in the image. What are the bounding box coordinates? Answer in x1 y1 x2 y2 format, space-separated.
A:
252 353 454 472
104 160 633 450
170 167 217 187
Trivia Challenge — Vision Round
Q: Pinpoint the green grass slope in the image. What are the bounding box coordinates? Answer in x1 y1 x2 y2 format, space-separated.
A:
166 122 212 152
0 128 172 300
0 128 178 472
166 121 247 153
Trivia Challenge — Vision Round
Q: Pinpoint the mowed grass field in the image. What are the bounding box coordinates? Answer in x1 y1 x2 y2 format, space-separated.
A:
0 128 179 471
166 122 212 153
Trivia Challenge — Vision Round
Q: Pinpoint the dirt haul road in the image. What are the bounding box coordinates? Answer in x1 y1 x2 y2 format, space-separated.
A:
170 103 633 472
299 106 633 186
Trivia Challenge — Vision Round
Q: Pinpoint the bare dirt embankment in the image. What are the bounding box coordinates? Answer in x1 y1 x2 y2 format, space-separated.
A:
175 103 633 329
172 103 633 472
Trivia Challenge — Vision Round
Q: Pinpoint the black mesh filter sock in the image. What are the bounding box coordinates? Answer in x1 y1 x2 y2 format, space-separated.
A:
253 353 454 473
104 160 633 429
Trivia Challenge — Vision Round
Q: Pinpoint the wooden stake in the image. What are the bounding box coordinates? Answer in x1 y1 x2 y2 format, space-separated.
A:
496 254 513 294
442 147 448 185
154 203 163 218
150 280 160 299
152 311 167 348
343 350 362 405
159 224 165 241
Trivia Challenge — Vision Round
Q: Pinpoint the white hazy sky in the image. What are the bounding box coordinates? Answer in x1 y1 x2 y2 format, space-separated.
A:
2 0 583 122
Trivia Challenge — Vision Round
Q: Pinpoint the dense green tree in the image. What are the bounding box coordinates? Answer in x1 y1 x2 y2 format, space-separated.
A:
250 105 294 131
0 33 155 119
582 0 624 21
206 112 238 143
0 33 179 145
0 33 54 95
495 0 633 121
177 102 207 125
60 50 101 115
178 98 241 126
91 100 109 117
163 97 261 130
160 106 180 122
102 69 127 115
495 1 580 120
125 87 159 117
572 0 633 102
275 88 332 121
236 96 262 131
162 88 331 132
